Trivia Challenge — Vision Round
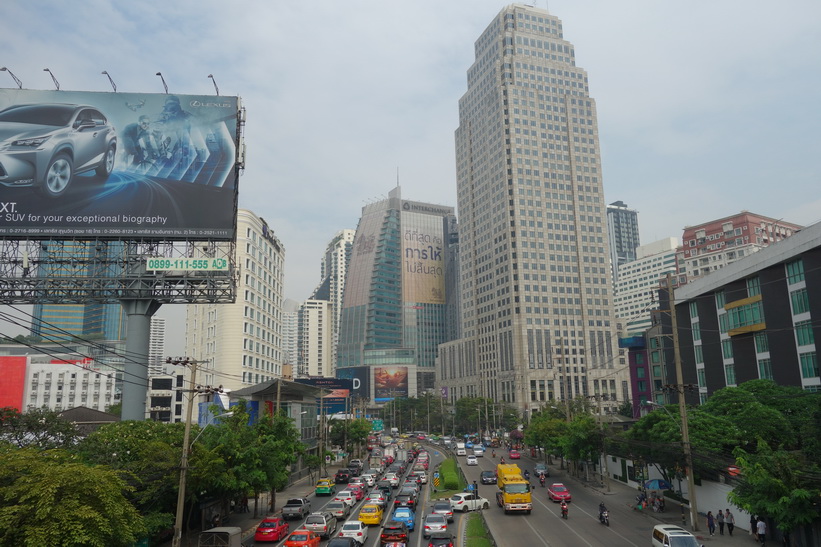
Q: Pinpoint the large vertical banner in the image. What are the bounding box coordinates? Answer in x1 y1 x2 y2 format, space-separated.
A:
0 89 239 239
0 356 28 410
401 210 445 304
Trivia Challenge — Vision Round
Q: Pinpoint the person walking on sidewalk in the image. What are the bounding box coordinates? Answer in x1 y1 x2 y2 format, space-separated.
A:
716 509 725 535
725 508 735 536
706 511 716 536
756 517 767 545
750 514 758 538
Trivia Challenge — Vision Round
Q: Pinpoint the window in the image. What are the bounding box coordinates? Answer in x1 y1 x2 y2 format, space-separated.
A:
692 322 701 341
755 333 769 353
651 350 661 363
786 259 804 284
694 345 704 364
726 300 765 331
652 365 662 377
697 368 706 388
637 367 646 378
636 353 645 364
791 288 810 315
715 290 725 309
746 277 761 297
800 352 818 378
796 320 815 346
722 339 734 359
725 364 736 385
689 301 698 318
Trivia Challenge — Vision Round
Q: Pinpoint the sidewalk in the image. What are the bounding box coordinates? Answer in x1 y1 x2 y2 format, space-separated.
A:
169 461 348 546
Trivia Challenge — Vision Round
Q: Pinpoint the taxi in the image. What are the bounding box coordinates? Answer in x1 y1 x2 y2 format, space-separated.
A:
315 478 336 496
254 517 289 542
357 503 384 526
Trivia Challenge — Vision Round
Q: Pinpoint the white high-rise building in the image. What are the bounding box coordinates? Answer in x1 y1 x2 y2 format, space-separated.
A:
297 299 334 378
440 3 627 415
614 238 679 335
281 299 300 375
185 209 286 394
148 316 166 376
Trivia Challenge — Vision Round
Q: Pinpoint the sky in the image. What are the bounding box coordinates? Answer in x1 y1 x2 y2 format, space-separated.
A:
2 0 820 355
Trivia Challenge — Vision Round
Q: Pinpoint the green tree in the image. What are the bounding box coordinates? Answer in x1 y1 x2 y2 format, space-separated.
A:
701 385 795 450
0 407 78 449
0 446 145 546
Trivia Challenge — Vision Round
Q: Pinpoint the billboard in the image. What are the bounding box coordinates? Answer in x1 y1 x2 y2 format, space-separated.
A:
0 89 240 240
373 366 409 401
295 377 357 415
0 356 28 410
401 210 445 304
335 366 370 400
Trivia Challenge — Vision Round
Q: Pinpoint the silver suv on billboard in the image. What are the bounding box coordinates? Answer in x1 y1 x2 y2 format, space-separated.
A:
0 103 117 197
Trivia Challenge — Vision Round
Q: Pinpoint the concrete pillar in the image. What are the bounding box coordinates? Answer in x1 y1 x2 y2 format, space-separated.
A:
120 299 162 421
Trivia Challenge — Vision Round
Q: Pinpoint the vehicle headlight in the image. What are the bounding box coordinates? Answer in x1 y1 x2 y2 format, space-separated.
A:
12 136 50 147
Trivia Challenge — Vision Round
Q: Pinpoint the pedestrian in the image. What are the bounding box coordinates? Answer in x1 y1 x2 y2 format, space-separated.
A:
707 511 716 536
757 517 767 545
725 508 735 536
717 509 725 535
751 514 758 538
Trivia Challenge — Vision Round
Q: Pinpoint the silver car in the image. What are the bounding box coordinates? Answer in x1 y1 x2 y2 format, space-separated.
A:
0 103 117 197
422 513 448 538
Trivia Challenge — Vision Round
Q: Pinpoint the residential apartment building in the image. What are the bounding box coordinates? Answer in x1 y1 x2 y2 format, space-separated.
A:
185 209 286 395
148 316 166 376
440 4 627 416
678 211 801 281
297 299 334 378
607 200 641 284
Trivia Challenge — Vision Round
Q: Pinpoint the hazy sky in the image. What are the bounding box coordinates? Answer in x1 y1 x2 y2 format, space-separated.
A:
2 1 820 354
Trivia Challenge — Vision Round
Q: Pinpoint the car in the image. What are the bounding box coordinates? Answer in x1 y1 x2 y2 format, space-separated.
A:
391 506 416 531
349 459 364 473
394 493 415 508
304 511 338 539
534 463 549 477
426 531 455 547
547 483 572 502
473 447 485 457
0 103 117 198
338 520 369 545
284 528 321 547
401 482 420 497
410 471 428 484
365 490 388 508
385 472 400 487
377 484 393 501
465 441 474 449
361 473 376 486
357 503 384 526
335 468 353 484
430 500 454 523
449 492 490 512
379 521 409 545
316 478 336 496
651 524 701 547
348 483 366 501
480 470 497 485
508 449 521 459
334 491 357 507
348 476 366 488
255 516 290 542
326 501 351 520
327 538 358 547
422 514 448 539
466 455 478 466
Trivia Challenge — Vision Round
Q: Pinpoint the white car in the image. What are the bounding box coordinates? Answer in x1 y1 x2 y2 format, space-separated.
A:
385 472 400 487
334 491 356 507
338 520 368 544
360 474 376 487
466 455 478 466
450 492 490 512
473 447 485 457
348 477 366 488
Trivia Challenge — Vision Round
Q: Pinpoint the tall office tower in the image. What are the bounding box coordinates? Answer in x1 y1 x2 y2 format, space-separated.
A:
310 229 355 372
281 299 300 374
148 316 167 376
607 200 641 284
442 4 627 416
31 241 126 342
185 209 286 394
337 186 456 395
613 238 678 335
677 211 802 282
297 299 334 378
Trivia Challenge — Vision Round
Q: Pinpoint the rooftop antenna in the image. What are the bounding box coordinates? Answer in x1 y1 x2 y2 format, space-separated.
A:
43 68 60 90
207 74 220 95
0 67 22 89
101 70 117 92
156 72 168 94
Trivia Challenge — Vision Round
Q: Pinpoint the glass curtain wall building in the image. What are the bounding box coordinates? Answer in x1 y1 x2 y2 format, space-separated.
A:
440 4 627 416
337 187 456 394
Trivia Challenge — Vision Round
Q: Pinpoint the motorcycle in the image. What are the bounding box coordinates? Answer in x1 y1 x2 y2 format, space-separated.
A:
599 510 609 526
560 503 568 519
492 451 496 459
539 474 546 487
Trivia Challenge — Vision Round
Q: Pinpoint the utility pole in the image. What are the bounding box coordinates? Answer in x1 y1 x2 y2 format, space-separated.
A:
666 273 699 532
171 357 198 547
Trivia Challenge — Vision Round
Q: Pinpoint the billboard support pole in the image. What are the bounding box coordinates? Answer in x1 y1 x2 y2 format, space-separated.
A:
120 298 161 420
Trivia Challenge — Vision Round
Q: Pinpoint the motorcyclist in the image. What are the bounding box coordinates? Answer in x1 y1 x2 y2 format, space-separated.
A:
599 502 608 521
500 457 505 464
492 450 496 458
524 470 530 481
560 500 568 517
539 473 546 487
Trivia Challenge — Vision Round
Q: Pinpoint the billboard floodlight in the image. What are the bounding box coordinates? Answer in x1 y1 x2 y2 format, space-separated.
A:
43 68 60 90
101 70 117 92
208 74 220 96
0 67 22 89
156 72 168 94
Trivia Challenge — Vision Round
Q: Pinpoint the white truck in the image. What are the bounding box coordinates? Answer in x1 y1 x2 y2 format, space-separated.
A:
455 442 467 456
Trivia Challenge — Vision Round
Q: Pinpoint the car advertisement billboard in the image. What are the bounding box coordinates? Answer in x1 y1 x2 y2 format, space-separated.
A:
0 89 240 240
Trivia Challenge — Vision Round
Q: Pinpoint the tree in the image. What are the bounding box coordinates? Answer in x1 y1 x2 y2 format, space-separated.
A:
0 446 145 546
701 385 795 450
0 407 78 449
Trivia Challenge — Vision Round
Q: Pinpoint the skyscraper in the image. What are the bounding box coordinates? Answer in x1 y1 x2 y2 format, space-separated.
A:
441 4 627 415
607 200 641 284
337 187 456 394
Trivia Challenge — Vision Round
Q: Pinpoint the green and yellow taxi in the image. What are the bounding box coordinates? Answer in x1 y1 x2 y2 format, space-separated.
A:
357 503 384 525
315 478 336 496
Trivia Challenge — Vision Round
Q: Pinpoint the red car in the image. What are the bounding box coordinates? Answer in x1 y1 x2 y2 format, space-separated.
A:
284 528 320 547
547 483 572 502
348 483 365 500
255 517 289 542
508 449 521 459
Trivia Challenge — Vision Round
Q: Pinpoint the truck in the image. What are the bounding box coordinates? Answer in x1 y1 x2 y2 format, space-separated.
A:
281 497 312 520
198 527 243 547
496 463 532 514
395 448 409 463
455 442 467 456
